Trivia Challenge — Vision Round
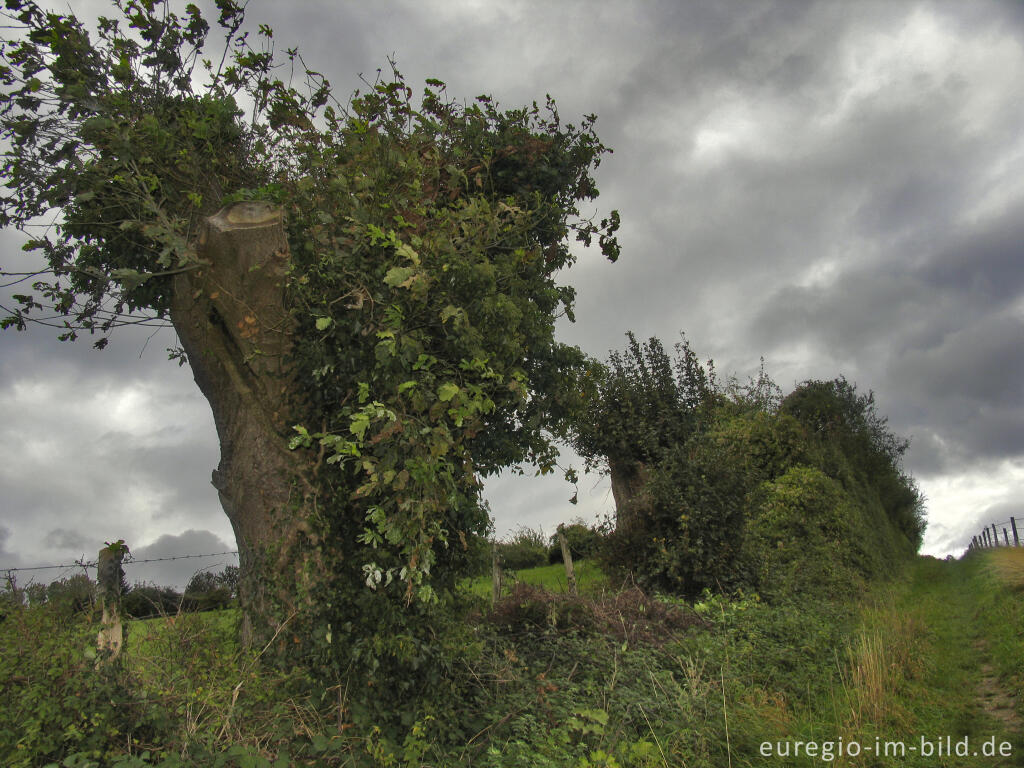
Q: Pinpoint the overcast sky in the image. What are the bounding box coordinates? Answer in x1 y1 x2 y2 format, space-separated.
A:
3 0 1023 588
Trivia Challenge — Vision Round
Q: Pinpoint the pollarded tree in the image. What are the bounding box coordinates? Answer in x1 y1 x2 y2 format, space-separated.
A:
570 332 716 530
0 0 620 701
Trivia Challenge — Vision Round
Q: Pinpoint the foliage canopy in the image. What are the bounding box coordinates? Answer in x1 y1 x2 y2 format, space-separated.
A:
575 333 926 599
1 0 621 724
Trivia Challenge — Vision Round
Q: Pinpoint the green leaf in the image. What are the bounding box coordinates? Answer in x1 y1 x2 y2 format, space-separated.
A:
110 268 151 291
396 242 420 264
350 413 371 440
384 266 416 287
437 382 460 402
440 304 462 324
315 316 333 331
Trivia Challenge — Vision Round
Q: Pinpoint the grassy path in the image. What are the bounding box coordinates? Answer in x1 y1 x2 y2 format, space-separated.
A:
848 552 1024 767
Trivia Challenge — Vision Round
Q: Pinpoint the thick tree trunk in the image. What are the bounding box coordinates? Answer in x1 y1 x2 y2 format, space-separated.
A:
169 201 318 648
608 456 650 533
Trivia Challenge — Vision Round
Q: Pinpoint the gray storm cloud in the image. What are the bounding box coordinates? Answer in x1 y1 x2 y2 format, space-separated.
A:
3 0 1024 572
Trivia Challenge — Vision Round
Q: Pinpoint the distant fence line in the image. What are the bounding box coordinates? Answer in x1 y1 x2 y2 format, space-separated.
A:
967 517 1020 551
2 550 239 578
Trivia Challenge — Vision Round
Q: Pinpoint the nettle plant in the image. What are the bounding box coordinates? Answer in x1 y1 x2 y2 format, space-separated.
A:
1 0 619 720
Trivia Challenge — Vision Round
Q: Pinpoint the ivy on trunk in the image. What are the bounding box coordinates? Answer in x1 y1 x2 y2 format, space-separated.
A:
0 0 620 721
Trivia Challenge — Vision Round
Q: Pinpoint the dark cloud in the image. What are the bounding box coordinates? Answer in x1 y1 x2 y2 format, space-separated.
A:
0 526 14 562
127 529 237 591
45 528 90 552
4 0 1024 565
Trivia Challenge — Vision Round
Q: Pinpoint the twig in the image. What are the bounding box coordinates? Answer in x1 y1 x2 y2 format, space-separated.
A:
217 611 298 740
638 705 669 766
721 666 732 768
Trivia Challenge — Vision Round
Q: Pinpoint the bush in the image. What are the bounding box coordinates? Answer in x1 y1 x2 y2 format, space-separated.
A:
547 520 603 564
462 532 494 578
45 574 96 617
495 527 549 571
0 603 160 766
743 465 883 600
183 569 235 613
122 583 183 619
634 433 751 598
183 586 233 613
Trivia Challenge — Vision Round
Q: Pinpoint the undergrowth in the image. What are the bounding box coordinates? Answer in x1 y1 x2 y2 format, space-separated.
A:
3 554 1023 767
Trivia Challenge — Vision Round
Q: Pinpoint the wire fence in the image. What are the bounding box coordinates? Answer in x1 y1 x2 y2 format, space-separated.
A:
2 550 239 574
967 517 1021 550
2 549 240 589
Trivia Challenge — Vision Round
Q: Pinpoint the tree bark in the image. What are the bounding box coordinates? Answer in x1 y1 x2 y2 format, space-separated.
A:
169 201 317 648
608 456 650 533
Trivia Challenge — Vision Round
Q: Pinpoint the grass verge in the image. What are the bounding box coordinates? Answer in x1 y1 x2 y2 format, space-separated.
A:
3 553 1023 766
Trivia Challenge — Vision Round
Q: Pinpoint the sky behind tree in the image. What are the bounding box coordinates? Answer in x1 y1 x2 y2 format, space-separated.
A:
3 0 1023 587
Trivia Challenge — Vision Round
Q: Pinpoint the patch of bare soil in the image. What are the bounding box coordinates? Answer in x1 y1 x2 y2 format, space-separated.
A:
973 640 1022 734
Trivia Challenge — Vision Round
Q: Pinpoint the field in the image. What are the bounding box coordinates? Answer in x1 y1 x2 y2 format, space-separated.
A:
461 558 610 599
2 551 1022 767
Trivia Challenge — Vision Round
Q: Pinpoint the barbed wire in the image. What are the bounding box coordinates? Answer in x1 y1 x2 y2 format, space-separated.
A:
2 550 239 574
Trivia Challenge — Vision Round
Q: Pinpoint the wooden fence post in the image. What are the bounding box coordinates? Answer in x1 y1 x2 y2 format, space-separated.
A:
96 540 128 663
1004 527 1010 546
991 524 1000 547
1012 517 1020 546
557 529 578 596
491 546 503 605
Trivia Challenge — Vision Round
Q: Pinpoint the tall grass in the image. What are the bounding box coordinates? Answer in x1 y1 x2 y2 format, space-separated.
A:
4 554 1022 767
985 546 1024 590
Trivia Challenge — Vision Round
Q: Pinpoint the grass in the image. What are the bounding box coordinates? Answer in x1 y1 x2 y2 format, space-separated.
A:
985 546 1024 590
462 557 609 599
128 607 239 660
4 552 1024 767
780 553 1024 766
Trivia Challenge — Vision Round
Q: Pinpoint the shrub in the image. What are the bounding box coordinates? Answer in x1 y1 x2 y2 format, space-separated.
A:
122 583 183 619
488 582 705 645
45 574 96 617
743 465 879 600
183 569 235 613
495 527 549 571
0 603 160 766
547 520 603 564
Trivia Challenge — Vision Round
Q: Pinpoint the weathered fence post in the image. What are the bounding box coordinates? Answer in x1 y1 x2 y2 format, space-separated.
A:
991 524 1000 547
3 570 21 607
1012 517 1020 546
557 528 578 596
1004 527 1010 546
491 546 503 606
96 539 128 663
